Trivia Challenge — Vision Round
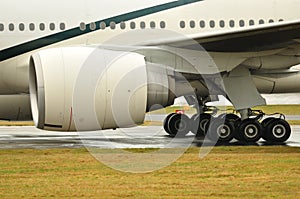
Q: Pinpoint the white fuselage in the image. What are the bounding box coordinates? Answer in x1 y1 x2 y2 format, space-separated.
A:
1 0 300 94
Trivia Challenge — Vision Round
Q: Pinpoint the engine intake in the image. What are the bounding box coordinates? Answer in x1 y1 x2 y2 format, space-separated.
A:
29 47 178 131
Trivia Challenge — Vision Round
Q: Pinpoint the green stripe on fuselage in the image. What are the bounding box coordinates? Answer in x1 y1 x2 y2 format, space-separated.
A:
0 0 203 62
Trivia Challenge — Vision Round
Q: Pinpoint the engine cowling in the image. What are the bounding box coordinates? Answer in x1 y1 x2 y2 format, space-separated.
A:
29 47 178 131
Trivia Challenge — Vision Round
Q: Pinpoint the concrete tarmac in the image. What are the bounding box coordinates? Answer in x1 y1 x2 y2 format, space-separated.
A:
0 120 299 149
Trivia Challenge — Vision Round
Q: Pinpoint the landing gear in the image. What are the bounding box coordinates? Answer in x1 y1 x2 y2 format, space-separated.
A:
262 118 291 143
162 108 291 144
222 113 241 124
207 118 235 143
237 119 262 143
191 113 212 137
163 113 176 135
163 113 191 137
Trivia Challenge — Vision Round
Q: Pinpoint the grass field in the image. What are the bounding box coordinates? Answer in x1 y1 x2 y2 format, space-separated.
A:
0 147 299 198
0 121 34 126
152 104 300 115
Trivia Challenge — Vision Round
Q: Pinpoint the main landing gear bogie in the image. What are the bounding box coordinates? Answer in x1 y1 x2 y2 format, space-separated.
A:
163 112 291 144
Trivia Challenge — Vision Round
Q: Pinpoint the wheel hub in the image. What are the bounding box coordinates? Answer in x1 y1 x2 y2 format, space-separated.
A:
217 125 231 138
244 124 258 138
272 124 286 138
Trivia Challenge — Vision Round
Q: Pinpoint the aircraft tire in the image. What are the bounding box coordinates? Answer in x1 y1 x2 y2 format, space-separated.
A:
167 114 191 137
163 113 176 135
196 113 212 137
207 119 235 143
261 117 276 141
238 119 262 143
190 114 199 134
264 118 291 143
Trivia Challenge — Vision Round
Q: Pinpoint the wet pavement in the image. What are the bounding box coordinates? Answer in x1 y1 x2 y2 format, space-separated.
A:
0 120 299 149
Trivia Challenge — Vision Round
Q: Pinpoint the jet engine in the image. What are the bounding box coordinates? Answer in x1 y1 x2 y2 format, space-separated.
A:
29 47 191 131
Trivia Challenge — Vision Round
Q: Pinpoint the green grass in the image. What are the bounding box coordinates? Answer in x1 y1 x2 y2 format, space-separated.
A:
253 105 300 115
287 120 300 125
149 105 197 114
150 105 300 115
0 147 299 198
0 121 34 126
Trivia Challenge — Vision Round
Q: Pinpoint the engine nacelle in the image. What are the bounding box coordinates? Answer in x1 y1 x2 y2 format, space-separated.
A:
29 47 177 131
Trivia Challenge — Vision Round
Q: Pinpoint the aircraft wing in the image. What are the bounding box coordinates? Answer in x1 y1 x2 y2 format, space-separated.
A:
28 19 300 132
145 19 300 53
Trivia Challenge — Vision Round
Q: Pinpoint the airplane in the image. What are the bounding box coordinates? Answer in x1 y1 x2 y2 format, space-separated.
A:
1 0 300 144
